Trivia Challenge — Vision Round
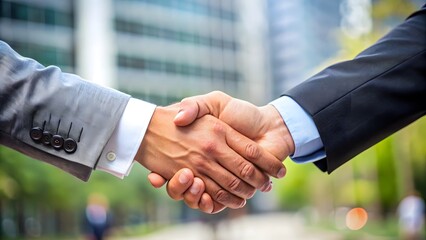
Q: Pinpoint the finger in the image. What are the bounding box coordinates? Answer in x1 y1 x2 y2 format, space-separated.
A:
183 177 205 209
200 193 225 214
260 181 273 192
147 172 167 188
265 181 273 192
215 142 270 192
174 91 231 126
183 177 225 214
166 168 194 200
197 139 257 199
202 174 247 209
211 123 271 190
226 126 286 179
192 119 260 199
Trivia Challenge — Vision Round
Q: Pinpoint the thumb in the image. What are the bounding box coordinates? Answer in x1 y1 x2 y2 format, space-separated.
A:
173 96 209 126
174 91 230 126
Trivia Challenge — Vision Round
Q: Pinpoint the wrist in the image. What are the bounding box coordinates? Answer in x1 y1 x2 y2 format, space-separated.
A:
261 105 295 157
135 106 175 167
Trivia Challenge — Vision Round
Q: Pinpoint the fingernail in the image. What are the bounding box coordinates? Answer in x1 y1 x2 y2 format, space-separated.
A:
277 168 286 178
200 194 214 214
240 200 247 208
260 182 269 192
261 181 272 192
266 181 273 192
189 183 201 195
248 190 256 199
174 111 184 121
178 170 190 184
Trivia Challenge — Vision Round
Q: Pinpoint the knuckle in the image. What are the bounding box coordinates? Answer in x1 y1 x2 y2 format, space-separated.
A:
212 121 226 135
245 143 260 160
214 189 244 209
214 189 230 203
240 163 255 180
192 156 204 166
210 90 230 100
210 90 223 98
228 178 243 193
181 97 190 103
192 157 209 173
201 140 218 154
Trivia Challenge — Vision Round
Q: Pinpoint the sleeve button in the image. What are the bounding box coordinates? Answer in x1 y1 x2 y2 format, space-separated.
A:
42 131 53 145
63 138 77 153
30 127 43 141
51 135 64 150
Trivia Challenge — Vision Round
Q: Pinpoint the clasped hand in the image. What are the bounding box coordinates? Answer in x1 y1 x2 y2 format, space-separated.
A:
135 91 295 213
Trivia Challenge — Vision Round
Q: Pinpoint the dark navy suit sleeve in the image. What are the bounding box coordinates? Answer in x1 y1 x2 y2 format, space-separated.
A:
284 4 426 173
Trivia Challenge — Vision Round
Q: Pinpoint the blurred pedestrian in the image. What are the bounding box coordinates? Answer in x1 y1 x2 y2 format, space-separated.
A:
397 191 425 240
85 193 110 240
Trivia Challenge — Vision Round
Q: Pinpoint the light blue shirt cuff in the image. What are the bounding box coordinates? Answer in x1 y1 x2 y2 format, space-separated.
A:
270 96 326 163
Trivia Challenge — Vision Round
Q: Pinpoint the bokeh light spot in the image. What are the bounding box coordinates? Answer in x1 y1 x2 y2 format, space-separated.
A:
346 207 368 230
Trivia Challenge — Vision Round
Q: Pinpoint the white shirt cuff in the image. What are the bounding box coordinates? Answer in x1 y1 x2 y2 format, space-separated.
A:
96 98 156 178
270 96 325 163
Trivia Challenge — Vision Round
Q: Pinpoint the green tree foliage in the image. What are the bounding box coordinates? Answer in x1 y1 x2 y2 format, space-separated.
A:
0 146 175 237
372 0 417 22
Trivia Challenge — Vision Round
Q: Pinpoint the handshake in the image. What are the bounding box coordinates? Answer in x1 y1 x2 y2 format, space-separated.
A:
135 91 295 214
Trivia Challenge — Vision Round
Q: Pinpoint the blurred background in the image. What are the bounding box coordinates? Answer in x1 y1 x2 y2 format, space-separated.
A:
0 0 425 239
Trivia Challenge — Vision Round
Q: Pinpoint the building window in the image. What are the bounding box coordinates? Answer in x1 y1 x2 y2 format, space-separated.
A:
117 0 237 21
115 19 238 51
118 55 240 82
0 1 73 27
10 42 74 69
122 90 182 106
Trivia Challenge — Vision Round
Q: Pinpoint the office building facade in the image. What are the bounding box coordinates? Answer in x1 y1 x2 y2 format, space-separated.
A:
1 0 271 106
267 0 344 96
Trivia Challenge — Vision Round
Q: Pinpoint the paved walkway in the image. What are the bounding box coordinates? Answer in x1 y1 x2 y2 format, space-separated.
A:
122 213 342 240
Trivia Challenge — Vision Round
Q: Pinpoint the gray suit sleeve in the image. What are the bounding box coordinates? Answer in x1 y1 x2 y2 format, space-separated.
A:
284 5 426 173
0 41 130 181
